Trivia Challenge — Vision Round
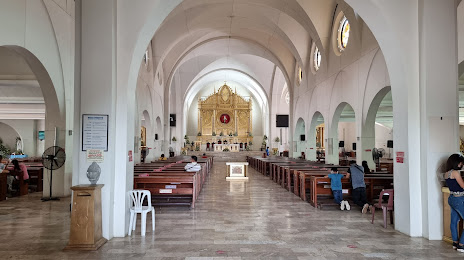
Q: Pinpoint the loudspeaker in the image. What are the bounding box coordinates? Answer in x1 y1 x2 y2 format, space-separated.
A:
387 140 393 148
169 114 176 127
300 134 305 141
155 134 158 140
339 141 344 148
352 143 356 151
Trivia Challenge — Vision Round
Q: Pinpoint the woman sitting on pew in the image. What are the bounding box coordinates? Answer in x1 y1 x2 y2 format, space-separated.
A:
185 156 201 172
7 159 29 192
362 161 372 173
158 154 167 161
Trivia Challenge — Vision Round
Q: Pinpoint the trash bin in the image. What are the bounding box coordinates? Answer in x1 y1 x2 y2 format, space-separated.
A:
65 184 106 250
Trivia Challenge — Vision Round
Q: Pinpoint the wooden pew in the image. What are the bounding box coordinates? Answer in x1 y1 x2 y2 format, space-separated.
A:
309 174 394 209
133 157 212 208
134 173 200 208
0 170 6 201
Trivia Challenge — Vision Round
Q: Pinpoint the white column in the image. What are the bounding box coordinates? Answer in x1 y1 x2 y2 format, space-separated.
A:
75 0 125 240
418 0 458 240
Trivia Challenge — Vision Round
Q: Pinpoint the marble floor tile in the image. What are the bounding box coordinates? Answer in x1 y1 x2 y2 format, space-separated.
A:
0 156 459 259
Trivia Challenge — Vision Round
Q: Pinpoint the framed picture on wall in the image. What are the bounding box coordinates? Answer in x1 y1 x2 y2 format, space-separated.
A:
82 114 109 151
38 131 45 141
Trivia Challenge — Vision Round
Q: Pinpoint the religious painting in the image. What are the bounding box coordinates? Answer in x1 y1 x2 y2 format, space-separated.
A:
141 126 146 146
220 114 230 124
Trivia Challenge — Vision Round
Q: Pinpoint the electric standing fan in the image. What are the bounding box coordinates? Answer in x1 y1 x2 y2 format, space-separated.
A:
41 146 66 201
372 148 385 170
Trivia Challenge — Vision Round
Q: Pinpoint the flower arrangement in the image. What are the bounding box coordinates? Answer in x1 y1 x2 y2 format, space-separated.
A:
222 148 230 152
274 137 280 143
263 135 268 140
172 136 177 142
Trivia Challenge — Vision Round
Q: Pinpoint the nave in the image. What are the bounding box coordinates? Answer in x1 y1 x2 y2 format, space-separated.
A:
0 158 454 259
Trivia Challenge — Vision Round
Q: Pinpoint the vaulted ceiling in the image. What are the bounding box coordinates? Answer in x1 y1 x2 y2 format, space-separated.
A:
150 0 338 107
0 47 44 120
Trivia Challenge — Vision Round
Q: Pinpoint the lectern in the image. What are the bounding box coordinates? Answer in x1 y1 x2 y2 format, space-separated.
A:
65 184 107 250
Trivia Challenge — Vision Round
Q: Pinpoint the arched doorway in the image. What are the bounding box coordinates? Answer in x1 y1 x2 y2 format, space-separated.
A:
328 102 356 165
308 112 325 161
0 46 67 198
363 87 393 170
294 118 306 158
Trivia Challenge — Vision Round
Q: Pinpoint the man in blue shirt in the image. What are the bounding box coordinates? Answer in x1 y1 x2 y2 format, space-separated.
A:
326 167 350 210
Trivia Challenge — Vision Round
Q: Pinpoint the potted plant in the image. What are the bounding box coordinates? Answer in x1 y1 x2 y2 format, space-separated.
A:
274 137 280 143
0 138 11 157
222 148 230 152
263 135 268 141
172 136 177 142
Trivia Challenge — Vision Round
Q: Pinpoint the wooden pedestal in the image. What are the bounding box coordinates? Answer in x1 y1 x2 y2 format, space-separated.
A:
65 184 107 250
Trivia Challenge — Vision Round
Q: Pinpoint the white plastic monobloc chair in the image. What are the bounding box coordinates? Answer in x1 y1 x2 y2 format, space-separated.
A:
128 190 155 236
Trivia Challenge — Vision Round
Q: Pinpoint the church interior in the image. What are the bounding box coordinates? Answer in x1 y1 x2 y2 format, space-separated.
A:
0 0 463 258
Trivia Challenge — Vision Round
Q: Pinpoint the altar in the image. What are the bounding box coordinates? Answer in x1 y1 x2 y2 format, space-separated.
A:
196 83 253 145
214 144 239 152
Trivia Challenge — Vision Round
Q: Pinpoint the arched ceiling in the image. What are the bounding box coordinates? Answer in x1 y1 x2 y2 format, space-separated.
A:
149 0 338 105
0 47 44 119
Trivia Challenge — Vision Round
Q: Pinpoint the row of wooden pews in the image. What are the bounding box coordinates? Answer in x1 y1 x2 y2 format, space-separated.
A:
133 156 213 208
247 156 393 209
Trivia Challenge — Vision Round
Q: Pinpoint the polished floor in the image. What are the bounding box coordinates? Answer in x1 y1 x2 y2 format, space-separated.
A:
0 160 459 259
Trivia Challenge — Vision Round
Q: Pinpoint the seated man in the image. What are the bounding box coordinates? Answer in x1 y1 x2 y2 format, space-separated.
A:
184 156 201 172
158 154 167 161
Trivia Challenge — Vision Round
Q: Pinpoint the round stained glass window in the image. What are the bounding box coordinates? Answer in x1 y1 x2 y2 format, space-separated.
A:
338 16 350 51
285 92 290 105
313 46 321 71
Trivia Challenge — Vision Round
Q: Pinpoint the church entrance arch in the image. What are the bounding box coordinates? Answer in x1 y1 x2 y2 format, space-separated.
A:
0 45 66 198
328 102 356 165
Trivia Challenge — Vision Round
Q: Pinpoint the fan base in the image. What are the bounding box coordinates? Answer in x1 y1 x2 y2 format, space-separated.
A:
41 197 60 201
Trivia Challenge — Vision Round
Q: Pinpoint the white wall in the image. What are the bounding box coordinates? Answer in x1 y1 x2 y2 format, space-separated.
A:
0 122 21 152
338 122 356 152
0 119 45 157
375 123 393 158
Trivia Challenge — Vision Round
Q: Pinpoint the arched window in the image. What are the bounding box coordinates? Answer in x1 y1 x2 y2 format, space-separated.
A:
338 16 350 51
313 46 321 71
298 67 303 84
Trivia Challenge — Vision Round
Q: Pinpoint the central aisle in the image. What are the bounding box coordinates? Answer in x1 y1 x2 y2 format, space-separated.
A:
109 158 452 259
